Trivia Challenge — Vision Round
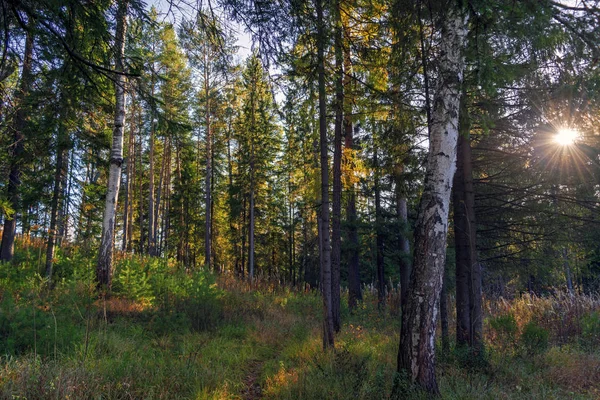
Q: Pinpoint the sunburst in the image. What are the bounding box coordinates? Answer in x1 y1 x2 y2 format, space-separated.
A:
554 128 579 146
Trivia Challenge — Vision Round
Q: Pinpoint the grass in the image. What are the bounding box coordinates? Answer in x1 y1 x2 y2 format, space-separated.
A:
1 245 600 398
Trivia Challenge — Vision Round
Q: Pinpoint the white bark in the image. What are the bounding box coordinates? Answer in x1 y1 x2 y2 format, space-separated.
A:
397 3 469 393
97 0 129 290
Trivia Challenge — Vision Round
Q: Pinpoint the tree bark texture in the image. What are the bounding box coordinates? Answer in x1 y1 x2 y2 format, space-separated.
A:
0 29 34 262
204 67 212 270
316 0 334 349
396 175 411 309
453 107 482 351
397 4 468 393
45 134 68 280
331 0 343 332
122 100 136 251
344 45 361 310
374 143 385 308
148 107 156 256
96 0 129 291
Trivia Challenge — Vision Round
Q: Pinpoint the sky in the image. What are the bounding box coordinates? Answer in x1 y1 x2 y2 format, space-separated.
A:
146 0 253 60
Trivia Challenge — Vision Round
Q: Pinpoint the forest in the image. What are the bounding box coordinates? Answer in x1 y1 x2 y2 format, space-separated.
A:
2 0 600 398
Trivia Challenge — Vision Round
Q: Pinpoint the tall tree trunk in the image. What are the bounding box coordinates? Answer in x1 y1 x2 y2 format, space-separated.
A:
164 142 172 257
241 195 247 278
563 248 574 295
122 97 136 251
397 4 468 393
148 108 156 256
204 72 212 270
154 135 168 255
344 50 361 309
316 0 334 349
97 0 129 291
57 146 71 243
137 121 145 254
45 132 68 280
374 141 385 309
396 173 411 309
453 129 470 347
249 172 255 280
227 116 239 275
0 29 34 261
331 0 343 332
453 104 483 352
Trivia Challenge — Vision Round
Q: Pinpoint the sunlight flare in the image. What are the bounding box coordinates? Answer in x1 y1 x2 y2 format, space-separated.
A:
554 128 579 146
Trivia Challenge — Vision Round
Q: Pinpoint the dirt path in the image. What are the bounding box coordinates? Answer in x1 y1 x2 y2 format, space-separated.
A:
241 360 264 399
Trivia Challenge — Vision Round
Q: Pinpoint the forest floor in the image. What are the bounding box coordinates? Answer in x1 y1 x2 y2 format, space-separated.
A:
1 251 600 398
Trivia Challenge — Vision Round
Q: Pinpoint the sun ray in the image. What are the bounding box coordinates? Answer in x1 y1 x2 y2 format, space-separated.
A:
554 128 579 146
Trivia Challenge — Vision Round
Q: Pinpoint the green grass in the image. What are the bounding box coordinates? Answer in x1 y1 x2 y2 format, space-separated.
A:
1 248 600 398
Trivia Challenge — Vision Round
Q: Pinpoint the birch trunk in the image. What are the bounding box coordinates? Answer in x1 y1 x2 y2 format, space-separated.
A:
397 4 468 393
96 0 129 291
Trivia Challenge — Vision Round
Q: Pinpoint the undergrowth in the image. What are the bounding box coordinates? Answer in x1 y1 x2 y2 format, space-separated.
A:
1 239 600 398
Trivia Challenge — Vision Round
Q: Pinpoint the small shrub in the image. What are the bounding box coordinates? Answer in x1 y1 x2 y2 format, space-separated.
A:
580 311 600 349
488 313 518 352
520 321 549 356
0 293 82 357
113 258 154 305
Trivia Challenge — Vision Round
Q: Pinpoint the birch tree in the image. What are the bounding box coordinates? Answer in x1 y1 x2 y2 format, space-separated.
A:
96 0 129 290
396 1 469 393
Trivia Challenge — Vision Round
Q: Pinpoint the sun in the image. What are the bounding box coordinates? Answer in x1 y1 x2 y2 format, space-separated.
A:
554 128 579 146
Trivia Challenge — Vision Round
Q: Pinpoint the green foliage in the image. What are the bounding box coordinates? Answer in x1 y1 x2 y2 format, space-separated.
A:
488 313 518 352
0 292 84 358
580 311 600 349
113 258 154 304
520 321 549 356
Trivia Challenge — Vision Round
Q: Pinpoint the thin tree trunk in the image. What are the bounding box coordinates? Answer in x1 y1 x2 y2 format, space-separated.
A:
154 135 168 255
316 0 334 349
344 51 361 309
463 129 483 353
148 107 156 256
453 128 470 347
137 119 144 254
396 174 411 309
97 0 129 291
122 97 135 251
227 116 239 275
57 146 71 243
331 0 343 332
164 142 172 257
396 4 468 393
374 141 385 308
0 29 34 261
563 248 574 295
241 195 247 278
45 135 67 280
249 176 255 280
454 104 483 352
204 69 212 269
